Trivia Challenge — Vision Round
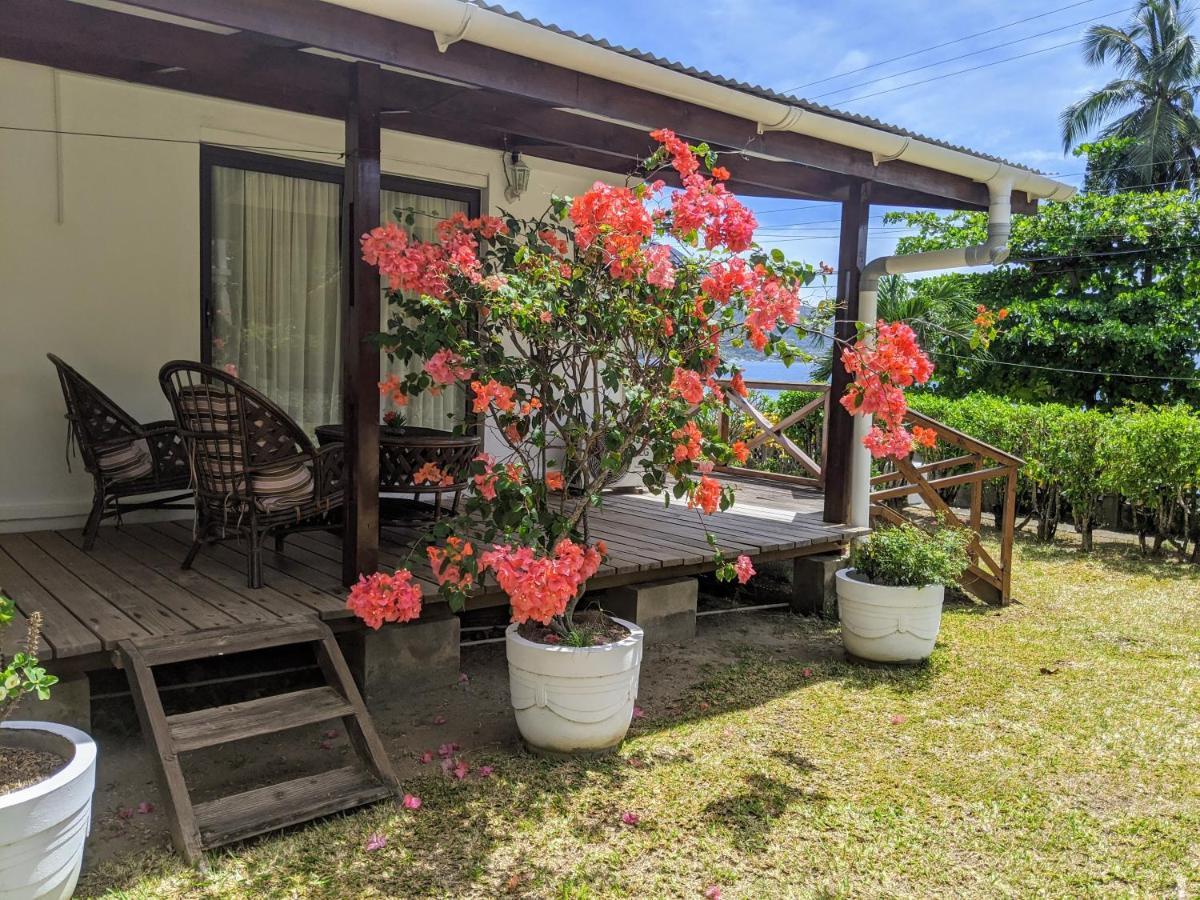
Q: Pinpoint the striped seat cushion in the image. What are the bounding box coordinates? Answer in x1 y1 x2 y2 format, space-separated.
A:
96 438 153 483
251 462 314 513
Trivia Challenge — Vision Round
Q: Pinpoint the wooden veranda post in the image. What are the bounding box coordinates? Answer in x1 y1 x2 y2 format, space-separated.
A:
823 181 871 524
341 61 382 585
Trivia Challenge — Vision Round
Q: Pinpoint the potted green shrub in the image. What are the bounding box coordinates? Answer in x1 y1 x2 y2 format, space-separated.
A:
0 595 97 900
836 524 971 663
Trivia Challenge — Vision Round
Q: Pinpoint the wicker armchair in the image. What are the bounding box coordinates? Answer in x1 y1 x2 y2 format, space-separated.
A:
159 361 344 588
48 354 192 550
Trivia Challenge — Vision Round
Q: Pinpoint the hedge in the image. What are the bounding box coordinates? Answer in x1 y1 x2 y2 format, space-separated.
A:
758 391 1200 558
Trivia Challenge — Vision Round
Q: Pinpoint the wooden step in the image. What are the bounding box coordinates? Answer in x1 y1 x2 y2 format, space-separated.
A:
132 618 326 666
167 687 354 752
194 766 393 848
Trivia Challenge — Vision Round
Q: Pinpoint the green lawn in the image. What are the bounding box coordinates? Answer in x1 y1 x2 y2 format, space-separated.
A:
80 535 1200 898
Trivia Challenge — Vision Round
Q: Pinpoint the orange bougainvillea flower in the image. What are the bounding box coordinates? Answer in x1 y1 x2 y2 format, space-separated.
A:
545 469 565 491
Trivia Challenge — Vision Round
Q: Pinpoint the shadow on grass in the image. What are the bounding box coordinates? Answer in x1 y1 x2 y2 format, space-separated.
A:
703 772 828 853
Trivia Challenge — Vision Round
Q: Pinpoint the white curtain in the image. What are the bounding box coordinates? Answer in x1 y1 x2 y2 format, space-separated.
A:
380 189 469 430
209 166 469 436
210 166 342 435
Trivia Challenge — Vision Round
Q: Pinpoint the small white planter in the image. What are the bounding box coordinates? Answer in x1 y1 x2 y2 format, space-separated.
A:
835 568 945 663
506 617 643 755
0 722 97 900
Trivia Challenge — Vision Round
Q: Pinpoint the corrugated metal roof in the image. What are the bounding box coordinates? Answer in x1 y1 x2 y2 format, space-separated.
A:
479 2 1046 175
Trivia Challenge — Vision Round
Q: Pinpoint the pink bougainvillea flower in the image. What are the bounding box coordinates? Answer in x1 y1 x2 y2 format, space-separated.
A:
620 811 641 826
136 801 154 815
840 320 934 460
670 367 705 405
365 832 388 851
423 348 474 386
704 886 723 899
889 714 908 725
632 705 646 720
545 469 565 491
452 760 470 780
802 667 814 678
403 794 422 810
477 765 494 778
734 554 755 585
481 539 604 625
731 440 750 464
431 715 446 726
438 742 460 759
458 671 470 684
418 751 434 764
688 475 722 515
672 421 703 464
346 570 422 630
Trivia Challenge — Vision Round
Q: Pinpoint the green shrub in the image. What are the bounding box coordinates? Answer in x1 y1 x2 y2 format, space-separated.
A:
851 523 971 588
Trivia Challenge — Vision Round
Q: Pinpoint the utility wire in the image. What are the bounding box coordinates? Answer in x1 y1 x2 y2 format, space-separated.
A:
935 351 1200 382
810 6 1128 102
0 124 347 156
777 0 1107 94
834 37 1083 107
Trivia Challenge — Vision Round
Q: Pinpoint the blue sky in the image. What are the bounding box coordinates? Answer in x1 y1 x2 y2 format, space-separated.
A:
500 0 1121 268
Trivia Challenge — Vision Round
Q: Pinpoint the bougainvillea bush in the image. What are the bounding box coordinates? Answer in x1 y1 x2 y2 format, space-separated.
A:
347 130 934 641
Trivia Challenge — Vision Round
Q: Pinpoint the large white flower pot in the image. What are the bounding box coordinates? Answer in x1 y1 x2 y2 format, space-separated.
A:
506 617 643 755
0 722 97 900
835 568 945 663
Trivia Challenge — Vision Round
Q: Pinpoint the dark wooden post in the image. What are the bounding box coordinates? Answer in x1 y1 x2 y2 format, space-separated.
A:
823 181 871 524
341 61 382 585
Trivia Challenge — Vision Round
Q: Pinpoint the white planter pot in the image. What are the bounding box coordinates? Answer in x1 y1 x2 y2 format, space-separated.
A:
835 568 945 663
506 617 643 754
0 722 97 900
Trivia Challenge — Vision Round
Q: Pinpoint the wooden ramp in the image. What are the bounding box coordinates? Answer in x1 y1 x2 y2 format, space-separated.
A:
117 618 398 865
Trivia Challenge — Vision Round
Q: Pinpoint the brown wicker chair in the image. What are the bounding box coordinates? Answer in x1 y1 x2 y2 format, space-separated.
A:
159 361 344 588
48 353 192 550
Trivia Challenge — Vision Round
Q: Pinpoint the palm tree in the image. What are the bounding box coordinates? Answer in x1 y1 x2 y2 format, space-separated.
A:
1061 0 1200 191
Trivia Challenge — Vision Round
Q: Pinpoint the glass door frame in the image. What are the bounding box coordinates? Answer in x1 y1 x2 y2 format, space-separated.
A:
198 145 482 426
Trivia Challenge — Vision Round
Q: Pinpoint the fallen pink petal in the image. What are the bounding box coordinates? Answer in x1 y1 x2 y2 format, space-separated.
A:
418 751 434 764
402 794 422 810
318 739 333 750
432 714 447 725
477 765 494 778
453 760 470 780
458 672 470 684
365 832 387 851
322 729 338 739
802 667 814 678
136 802 154 815
438 742 460 759
890 714 908 725
632 705 646 719
620 811 640 826
704 887 722 899
116 807 133 820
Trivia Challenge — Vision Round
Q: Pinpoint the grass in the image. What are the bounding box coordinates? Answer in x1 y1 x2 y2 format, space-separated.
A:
80 534 1200 898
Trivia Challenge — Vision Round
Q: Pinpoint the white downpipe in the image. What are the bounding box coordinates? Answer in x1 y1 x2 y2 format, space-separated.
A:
846 178 1014 530
319 0 1077 203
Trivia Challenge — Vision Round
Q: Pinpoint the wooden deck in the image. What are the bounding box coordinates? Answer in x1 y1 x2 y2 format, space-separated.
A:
0 477 859 673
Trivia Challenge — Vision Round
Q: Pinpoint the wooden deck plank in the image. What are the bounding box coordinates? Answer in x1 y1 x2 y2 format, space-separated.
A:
0 533 147 649
118 526 285 624
64 528 238 631
0 580 33 660
155 523 347 617
0 545 104 658
94 526 278 626
29 531 195 637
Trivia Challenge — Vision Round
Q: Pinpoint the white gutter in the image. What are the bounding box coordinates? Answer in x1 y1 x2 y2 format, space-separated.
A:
846 178 1015 530
319 0 1076 203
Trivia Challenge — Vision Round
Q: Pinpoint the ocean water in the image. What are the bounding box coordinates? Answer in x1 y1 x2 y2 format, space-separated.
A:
733 356 821 395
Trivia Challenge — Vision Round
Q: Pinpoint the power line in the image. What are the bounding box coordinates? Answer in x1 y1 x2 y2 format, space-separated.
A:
777 0 1107 94
936 350 1200 383
810 6 1128 103
0 124 347 156
834 37 1083 107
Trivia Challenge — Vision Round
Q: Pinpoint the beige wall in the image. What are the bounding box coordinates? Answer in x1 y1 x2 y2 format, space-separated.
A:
0 59 612 529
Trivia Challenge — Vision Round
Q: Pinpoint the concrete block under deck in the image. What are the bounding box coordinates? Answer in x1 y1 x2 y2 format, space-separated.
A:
603 578 699 644
338 608 461 707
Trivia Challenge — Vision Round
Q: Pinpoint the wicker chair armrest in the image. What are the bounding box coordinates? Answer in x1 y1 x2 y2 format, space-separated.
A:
139 420 180 435
312 442 345 499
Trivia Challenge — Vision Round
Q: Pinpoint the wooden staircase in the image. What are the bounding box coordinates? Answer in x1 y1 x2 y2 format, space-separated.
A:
116 618 398 864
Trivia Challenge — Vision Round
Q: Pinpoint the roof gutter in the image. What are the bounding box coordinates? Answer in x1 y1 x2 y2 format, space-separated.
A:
318 0 1076 202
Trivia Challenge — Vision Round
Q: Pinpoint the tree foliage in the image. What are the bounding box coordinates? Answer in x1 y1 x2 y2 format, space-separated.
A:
890 189 1200 407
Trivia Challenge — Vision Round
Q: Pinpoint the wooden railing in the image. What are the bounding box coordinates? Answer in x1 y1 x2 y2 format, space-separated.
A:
713 382 1022 605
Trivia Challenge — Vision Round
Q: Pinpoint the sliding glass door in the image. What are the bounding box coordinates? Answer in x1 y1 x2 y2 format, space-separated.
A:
202 149 478 436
